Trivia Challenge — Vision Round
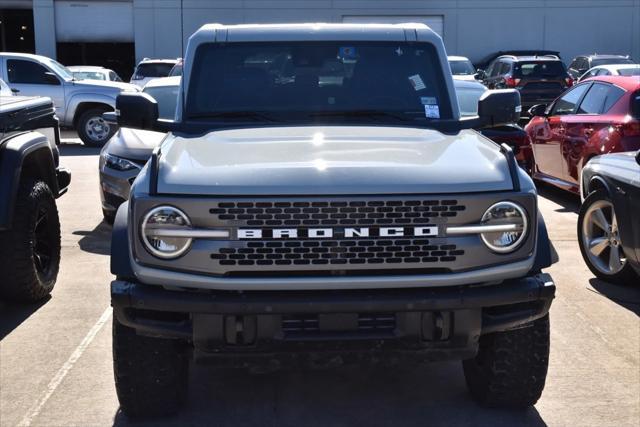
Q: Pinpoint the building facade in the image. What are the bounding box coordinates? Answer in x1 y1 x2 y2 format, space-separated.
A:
1 0 639 78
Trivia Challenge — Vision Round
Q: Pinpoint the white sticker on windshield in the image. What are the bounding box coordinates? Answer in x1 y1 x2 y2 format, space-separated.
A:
408 74 426 91
424 104 440 119
420 97 437 105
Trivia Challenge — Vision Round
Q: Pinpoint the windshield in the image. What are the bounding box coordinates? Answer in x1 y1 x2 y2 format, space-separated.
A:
456 86 486 117
169 64 183 77
134 63 174 79
449 59 475 76
618 67 640 76
592 58 634 67
44 58 73 80
186 41 452 123
143 85 179 120
513 61 567 77
73 71 106 81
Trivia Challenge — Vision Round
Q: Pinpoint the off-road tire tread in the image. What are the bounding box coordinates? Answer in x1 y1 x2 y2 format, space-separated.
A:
0 179 60 302
463 315 550 408
577 190 637 285
112 317 188 418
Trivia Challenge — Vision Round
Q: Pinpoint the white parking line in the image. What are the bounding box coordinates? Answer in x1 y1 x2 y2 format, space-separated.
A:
17 307 113 427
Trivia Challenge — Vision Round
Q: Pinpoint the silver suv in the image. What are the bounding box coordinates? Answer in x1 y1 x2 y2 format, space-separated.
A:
0 53 138 146
109 23 557 418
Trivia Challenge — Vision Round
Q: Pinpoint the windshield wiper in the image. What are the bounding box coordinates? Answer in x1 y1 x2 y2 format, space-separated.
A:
308 110 413 122
188 111 279 122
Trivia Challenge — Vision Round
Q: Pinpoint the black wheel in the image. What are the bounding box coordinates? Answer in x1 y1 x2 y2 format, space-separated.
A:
113 317 188 418
102 208 116 225
0 179 61 302
463 315 550 408
578 190 637 285
76 107 116 147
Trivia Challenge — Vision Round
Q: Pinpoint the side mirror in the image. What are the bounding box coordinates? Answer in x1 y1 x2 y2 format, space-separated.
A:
116 92 159 130
476 69 486 80
102 111 118 124
528 104 548 117
477 89 521 127
44 72 60 85
636 149 640 166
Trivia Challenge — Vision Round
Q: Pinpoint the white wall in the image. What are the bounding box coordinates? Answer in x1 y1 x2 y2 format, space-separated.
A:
25 0 640 65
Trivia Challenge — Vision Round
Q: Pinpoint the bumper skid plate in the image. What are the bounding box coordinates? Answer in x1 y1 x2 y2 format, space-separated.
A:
111 273 555 363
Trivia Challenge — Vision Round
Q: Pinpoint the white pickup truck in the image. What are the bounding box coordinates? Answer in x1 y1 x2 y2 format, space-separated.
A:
0 52 138 146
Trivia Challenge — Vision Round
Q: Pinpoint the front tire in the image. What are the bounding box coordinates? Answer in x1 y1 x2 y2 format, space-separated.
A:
578 190 637 285
463 315 550 408
77 108 116 147
113 317 188 418
0 179 61 302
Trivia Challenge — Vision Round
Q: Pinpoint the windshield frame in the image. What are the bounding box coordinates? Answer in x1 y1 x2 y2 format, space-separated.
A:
183 40 455 128
43 58 74 81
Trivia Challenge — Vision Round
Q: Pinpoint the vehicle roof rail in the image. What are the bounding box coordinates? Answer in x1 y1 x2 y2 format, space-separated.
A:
497 55 518 60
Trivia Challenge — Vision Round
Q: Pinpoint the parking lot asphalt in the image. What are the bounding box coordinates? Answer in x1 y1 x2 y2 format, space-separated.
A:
1 133 639 427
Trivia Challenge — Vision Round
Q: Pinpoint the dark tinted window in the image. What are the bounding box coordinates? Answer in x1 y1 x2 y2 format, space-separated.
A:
499 62 511 75
134 63 174 78
578 83 625 114
449 59 475 75
631 92 640 118
591 57 634 67
7 59 56 84
186 41 453 122
513 61 566 77
552 83 589 115
488 60 501 77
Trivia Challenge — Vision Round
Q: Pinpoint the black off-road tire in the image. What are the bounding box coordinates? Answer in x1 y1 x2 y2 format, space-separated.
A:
113 317 188 418
102 208 116 225
462 315 550 408
76 107 117 147
0 179 61 302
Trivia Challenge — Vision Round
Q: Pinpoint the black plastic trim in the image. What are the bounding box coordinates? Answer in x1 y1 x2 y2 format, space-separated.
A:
110 202 136 280
149 146 160 196
530 210 558 273
500 143 520 192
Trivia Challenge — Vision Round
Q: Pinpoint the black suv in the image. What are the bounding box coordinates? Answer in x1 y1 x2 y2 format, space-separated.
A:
0 96 71 301
567 54 635 80
480 55 573 114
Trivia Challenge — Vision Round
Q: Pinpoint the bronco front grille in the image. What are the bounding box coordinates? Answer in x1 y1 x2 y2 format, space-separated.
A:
210 239 464 267
208 199 465 227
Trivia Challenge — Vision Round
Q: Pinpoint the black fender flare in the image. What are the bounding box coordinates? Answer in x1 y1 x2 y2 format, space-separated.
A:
530 210 558 273
0 132 57 230
110 201 136 280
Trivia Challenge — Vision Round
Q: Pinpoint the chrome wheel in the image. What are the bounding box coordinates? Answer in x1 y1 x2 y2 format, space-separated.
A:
85 116 110 142
581 199 626 275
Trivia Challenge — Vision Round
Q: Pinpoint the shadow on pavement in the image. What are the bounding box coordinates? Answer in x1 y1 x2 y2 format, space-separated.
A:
111 362 547 427
535 182 580 214
0 296 50 340
73 222 112 256
588 278 640 317
58 144 101 157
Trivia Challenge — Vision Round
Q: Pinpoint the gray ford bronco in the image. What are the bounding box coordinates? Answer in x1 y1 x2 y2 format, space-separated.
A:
110 23 557 418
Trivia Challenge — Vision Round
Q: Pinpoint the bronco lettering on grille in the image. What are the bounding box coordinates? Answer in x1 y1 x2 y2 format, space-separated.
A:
237 226 438 240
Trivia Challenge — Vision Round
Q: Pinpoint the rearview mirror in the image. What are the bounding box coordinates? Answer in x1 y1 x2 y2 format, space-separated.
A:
528 104 548 117
116 92 159 130
477 89 521 127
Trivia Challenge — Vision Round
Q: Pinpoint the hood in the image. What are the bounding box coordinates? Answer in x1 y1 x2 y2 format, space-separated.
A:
106 128 166 161
156 126 513 195
72 79 138 92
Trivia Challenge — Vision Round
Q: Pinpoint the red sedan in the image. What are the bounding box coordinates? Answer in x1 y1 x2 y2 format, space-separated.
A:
525 76 640 193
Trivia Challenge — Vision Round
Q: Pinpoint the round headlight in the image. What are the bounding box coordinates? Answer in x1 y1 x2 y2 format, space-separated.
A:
480 201 528 253
141 206 192 259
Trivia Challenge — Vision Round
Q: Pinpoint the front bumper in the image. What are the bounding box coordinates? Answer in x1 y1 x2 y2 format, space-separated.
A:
99 164 138 214
112 272 555 363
